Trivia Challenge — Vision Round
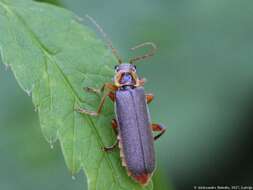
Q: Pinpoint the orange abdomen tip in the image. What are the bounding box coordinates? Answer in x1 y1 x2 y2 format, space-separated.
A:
133 174 151 186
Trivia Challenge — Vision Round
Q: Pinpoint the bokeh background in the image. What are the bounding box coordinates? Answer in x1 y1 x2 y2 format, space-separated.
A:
1 0 253 189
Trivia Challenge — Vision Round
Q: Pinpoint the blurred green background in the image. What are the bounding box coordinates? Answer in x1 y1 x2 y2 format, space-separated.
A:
1 0 253 189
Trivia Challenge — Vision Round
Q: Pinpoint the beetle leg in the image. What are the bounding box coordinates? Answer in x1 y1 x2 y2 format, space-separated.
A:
76 91 114 116
146 94 154 104
83 87 101 94
102 83 118 92
108 91 115 101
152 124 166 141
139 78 146 86
84 83 118 94
102 119 118 152
111 119 118 135
103 139 119 152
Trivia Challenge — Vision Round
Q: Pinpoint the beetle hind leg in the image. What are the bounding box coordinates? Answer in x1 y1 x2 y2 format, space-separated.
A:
152 123 166 140
103 119 119 152
103 139 119 152
111 119 118 134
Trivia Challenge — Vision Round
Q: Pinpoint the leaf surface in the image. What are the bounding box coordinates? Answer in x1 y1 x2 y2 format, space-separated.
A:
0 0 153 189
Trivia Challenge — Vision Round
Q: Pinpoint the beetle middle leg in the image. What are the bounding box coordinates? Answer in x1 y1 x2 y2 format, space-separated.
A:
151 124 166 140
111 119 118 135
76 91 115 116
103 119 119 152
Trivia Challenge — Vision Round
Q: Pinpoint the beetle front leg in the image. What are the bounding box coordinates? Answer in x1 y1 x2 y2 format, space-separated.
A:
151 124 166 140
83 86 101 95
76 91 115 116
139 78 146 86
84 83 118 94
146 94 154 104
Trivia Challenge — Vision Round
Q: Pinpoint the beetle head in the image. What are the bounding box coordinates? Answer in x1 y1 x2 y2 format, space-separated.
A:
114 63 140 88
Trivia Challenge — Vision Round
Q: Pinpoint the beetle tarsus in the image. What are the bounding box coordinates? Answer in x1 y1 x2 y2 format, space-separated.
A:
76 107 99 116
152 124 166 141
83 87 101 94
84 83 117 95
103 139 119 152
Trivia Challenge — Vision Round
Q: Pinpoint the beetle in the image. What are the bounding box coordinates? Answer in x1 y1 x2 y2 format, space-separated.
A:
76 15 166 186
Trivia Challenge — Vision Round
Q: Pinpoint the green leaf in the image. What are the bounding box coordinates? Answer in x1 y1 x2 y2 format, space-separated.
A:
35 0 62 6
0 0 153 190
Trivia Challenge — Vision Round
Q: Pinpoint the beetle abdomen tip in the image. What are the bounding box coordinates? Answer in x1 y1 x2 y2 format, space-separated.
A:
133 174 151 186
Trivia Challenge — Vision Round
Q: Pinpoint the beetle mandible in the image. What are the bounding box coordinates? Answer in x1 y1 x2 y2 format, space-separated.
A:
76 15 166 186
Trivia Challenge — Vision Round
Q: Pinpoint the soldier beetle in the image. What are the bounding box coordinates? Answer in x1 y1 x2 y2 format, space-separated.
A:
76 15 166 186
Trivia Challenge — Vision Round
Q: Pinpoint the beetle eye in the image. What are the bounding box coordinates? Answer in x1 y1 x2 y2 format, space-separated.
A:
132 65 137 72
114 65 119 72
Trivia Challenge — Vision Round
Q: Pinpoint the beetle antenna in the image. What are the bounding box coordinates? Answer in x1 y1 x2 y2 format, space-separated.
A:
129 42 157 64
86 15 123 64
